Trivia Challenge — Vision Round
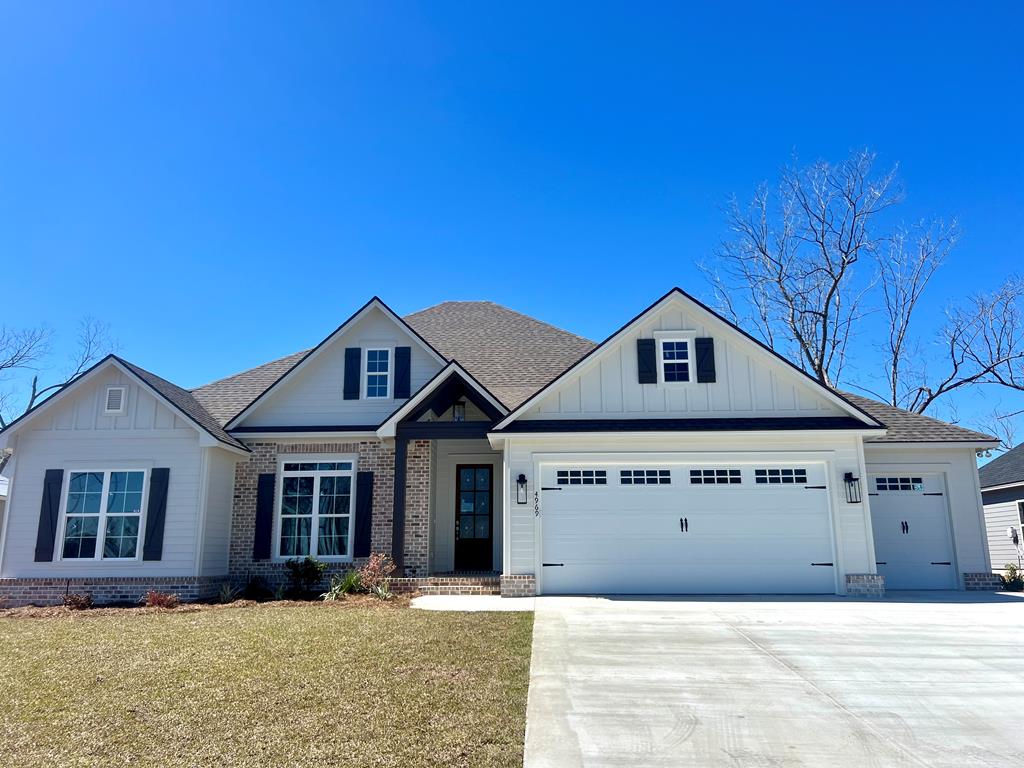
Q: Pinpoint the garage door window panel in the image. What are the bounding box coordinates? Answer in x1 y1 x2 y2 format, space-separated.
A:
620 469 672 485
556 469 607 486
755 468 808 485
690 469 742 485
876 477 924 492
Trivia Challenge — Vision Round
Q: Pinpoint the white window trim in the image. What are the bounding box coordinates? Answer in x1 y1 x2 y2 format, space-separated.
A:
104 386 127 415
56 468 149 562
273 454 358 562
363 347 393 400
653 330 697 388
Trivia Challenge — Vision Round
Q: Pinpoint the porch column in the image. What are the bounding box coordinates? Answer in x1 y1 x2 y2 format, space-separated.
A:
391 436 408 573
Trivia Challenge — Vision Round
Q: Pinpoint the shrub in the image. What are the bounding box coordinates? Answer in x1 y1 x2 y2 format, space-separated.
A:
1001 564 1024 591
218 583 242 604
285 556 328 597
321 570 362 601
243 575 274 601
143 590 180 609
62 592 93 610
358 553 396 600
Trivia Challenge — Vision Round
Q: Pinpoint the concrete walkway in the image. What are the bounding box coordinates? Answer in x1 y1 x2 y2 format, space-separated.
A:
410 594 534 611
524 593 1024 767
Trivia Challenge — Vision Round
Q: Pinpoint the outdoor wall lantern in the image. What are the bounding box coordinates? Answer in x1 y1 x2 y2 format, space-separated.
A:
516 473 528 504
844 472 862 504
452 401 466 422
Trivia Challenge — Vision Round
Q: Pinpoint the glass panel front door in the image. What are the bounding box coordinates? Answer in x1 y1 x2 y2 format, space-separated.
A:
454 464 493 571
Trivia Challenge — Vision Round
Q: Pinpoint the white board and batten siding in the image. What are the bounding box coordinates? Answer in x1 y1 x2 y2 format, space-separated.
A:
520 299 846 420
863 444 992 580
0 366 233 579
234 306 444 428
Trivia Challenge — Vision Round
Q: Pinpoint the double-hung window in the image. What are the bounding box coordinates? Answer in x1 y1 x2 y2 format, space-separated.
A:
278 460 355 559
654 332 695 384
61 470 146 560
365 349 391 398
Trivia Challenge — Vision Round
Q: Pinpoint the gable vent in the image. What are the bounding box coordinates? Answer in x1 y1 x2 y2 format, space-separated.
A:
104 387 126 414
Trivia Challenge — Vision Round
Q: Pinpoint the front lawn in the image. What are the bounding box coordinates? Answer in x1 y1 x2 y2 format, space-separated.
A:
0 602 533 767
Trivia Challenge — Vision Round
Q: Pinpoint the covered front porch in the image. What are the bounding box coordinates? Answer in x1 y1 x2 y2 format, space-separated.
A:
381 362 507 583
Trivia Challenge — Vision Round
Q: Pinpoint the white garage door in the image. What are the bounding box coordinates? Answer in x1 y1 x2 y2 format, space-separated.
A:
538 460 836 595
869 473 957 590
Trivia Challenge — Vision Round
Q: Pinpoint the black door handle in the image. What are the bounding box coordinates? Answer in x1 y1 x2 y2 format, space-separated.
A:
679 517 688 533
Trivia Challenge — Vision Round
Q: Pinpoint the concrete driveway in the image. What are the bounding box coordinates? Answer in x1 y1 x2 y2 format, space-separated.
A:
525 594 1024 767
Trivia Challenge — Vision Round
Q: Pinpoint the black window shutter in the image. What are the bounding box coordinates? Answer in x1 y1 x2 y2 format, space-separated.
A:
343 347 362 400
253 473 276 560
394 347 411 399
637 338 657 384
33 469 64 562
142 468 171 561
353 471 374 558
695 337 716 383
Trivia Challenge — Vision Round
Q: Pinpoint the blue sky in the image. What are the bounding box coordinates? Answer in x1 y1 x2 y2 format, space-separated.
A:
1 3 1021 431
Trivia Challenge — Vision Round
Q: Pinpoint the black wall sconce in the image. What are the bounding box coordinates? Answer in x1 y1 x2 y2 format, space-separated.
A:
516 473 528 504
452 401 466 422
844 472 862 504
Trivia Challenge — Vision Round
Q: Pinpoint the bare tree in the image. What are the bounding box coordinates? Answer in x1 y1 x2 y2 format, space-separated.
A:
877 220 958 407
706 148 1024 429
0 317 113 430
981 407 1023 452
704 149 900 386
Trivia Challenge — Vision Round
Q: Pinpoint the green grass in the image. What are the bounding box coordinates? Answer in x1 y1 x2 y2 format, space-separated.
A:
0 603 534 767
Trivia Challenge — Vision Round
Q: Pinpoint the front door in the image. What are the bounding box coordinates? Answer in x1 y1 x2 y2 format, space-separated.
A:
455 465 493 571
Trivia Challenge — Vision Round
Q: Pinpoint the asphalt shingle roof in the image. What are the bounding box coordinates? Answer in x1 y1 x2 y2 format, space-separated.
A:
184 299 998 446
116 357 248 451
839 392 997 444
979 443 1024 489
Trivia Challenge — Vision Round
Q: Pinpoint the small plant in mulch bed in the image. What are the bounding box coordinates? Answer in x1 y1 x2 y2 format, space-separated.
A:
218 583 243 604
142 590 180 609
1001 564 1024 591
358 553 396 601
62 592 94 610
321 569 362 601
285 556 328 598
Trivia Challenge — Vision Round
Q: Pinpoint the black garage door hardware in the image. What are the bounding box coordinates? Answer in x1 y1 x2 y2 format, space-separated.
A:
811 562 834 566
923 492 944 496
542 563 565 567
805 485 827 490
541 487 562 491
930 561 951 566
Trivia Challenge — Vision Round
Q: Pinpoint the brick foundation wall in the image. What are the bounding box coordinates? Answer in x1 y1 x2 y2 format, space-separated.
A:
500 574 536 598
228 441 395 589
0 576 225 608
964 572 1004 590
845 573 885 598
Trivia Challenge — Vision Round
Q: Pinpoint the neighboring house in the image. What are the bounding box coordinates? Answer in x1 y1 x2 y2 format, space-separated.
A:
979 444 1024 571
0 289 1001 606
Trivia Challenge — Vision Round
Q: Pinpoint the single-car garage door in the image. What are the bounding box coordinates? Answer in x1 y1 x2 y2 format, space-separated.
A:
868 473 957 590
538 460 836 594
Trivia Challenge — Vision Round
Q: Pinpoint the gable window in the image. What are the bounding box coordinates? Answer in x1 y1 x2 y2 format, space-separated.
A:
60 470 146 560
690 469 742 485
621 469 671 485
556 469 607 486
1017 501 1024 526
875 476 923 492
278 460 355 559
365 349 391 399
755 468 808 485
104 387 126 415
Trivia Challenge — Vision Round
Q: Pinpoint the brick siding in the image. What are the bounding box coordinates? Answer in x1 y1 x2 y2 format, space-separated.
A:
500 574 536 597
963 572 1004 590
845 573 885 598
0 576 224 608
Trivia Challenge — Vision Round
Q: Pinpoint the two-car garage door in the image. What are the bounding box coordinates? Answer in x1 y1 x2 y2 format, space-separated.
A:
538 460 837 594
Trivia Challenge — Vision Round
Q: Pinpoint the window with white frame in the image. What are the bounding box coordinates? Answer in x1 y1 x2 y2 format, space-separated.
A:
657 336 693 384
61 470 146 559
278 460 355 558
365 349 390 398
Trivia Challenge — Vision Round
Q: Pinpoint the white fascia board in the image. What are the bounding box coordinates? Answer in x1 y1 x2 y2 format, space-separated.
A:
864 440 1002 450
234 431 379 442
979 480 1024 493
488 428 885 443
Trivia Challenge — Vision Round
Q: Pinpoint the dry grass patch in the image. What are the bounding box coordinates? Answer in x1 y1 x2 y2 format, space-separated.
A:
0 602 533 767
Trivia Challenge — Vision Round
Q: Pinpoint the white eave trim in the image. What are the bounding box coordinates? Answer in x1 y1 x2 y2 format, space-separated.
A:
377 361 508 439
864 439 1002 449
979 480 1024 493
232 431 379 441
487 427 887 448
